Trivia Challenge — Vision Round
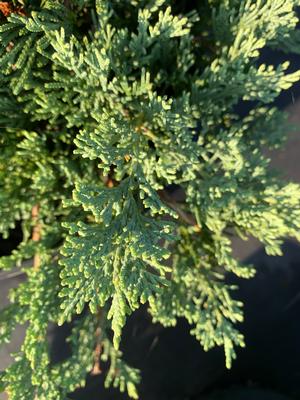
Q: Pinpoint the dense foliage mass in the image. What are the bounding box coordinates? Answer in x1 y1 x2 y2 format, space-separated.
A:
1 0 300 398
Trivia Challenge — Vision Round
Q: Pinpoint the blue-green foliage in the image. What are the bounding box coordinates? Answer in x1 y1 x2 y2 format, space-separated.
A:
0 0 300 397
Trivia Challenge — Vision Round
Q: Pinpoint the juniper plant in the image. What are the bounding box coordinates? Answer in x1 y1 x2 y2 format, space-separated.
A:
1 0 300 398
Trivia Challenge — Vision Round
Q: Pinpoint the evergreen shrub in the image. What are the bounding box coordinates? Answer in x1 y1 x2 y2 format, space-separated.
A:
1 0 300 398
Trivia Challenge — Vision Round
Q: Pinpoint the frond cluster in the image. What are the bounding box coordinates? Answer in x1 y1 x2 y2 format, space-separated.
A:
1 0 300 398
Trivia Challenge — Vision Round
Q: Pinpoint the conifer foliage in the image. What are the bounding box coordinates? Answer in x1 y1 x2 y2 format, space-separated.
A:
1 0 300 398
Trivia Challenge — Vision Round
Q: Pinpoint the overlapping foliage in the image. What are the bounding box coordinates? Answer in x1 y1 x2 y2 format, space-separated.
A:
1 0 300 398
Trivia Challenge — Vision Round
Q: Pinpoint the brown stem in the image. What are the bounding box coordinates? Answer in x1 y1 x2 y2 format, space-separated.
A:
158 190 201 232
31 204 41 270
106 178 114 188
91 311 104 375
91 327 103 375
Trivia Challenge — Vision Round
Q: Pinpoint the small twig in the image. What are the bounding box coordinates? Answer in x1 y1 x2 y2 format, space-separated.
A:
135 125 158 141
0 270 26 280
91 327 103 375
158 190 201 232
102 169 116 188
91 311 104 375
106 178 114 188
31 204 41 270
167 200 199 227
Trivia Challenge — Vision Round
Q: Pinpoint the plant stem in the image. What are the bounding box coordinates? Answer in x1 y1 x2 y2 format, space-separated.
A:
31 204 41 270
91 310 105 375
158 189 201 231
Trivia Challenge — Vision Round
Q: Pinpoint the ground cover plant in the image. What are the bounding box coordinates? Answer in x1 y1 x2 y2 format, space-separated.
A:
1 0 300 398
